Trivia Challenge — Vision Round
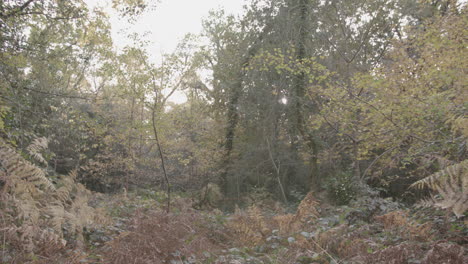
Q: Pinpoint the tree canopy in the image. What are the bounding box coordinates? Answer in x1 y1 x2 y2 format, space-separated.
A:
0 0 466 263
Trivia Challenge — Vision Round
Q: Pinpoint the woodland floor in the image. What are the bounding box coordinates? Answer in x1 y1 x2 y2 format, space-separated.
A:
36 189 467 264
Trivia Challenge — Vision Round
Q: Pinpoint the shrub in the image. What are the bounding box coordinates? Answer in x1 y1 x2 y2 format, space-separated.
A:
326 171 356 205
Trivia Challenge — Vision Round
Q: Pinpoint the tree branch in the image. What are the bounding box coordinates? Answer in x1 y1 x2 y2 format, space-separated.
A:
1 0 36 19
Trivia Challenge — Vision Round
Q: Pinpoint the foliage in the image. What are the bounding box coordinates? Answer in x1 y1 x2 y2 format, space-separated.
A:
310 1 467 199
228 205 271 246
411 159 468 217
26 137 49 166
196 183 224 209
228 192 319 245
103 199 227 264
0 0 467 262
0 140 109 262
112 0 158 21
325 171 357 205
375 210 434 241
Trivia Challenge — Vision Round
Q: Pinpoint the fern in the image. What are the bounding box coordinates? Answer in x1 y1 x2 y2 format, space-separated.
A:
0 141 55 191
411 159 468 217
0 139 110 254
227 205 269 246
273 213 296 235
228 192 320 243
273 192 320 235
55 170 78 202
27 137 49 166
295 192 320 223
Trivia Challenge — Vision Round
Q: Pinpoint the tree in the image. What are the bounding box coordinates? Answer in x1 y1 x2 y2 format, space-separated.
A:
314 1 467 198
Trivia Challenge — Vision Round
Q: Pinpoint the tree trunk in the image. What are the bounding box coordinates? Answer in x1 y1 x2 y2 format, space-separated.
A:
221 21 275 199
151 105 170 213
290 0 320 191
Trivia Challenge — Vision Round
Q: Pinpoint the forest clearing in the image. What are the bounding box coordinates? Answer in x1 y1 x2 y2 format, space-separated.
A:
0 0 467 263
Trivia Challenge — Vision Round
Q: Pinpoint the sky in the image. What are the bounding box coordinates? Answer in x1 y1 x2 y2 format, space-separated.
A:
87 0 245 58
85 0 246 103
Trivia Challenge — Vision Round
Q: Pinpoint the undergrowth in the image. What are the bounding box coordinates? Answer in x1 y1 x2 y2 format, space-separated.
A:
102 201 228 264
0 139 110 263
1 139 466 264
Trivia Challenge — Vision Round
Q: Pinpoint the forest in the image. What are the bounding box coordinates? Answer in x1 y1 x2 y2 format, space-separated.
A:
0 0 467 263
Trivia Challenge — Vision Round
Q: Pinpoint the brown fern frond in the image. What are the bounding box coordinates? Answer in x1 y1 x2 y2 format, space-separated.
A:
0 142 55 191
15 196 41 224
27 137 48 165
411 159 468 217
273 213 296 235
375 210 434 241
411 160 467 190
414 197 437 208
55 170 78 202
295 192 320 223
447 112 468 137
0 140 110 255
227 204 270 246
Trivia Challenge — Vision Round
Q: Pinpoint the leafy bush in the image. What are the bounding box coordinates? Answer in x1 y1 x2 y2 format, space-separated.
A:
326 171 356 205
